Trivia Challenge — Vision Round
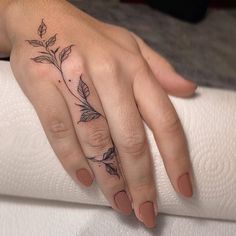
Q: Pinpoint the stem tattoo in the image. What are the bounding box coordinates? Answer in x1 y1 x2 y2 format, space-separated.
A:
26 19 102 124
26 19 118 178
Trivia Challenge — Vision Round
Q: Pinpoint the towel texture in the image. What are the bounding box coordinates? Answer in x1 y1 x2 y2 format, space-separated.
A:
0 61 235 220
1 195 236 236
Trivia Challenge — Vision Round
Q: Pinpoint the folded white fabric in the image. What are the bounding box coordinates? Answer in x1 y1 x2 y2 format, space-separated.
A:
0 61 235 221
1 195 236 236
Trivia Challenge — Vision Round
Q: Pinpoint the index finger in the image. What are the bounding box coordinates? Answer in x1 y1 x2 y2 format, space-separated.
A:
133 64 193 198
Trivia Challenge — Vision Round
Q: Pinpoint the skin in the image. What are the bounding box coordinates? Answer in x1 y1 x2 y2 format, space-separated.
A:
0 0 197 228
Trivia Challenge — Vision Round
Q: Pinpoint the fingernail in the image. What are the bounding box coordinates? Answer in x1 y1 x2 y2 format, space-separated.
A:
114 190 132 215
139 201 156 228
178 172 193 197
76 168 93 187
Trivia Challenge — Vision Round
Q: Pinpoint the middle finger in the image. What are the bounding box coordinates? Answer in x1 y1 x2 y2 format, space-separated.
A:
56 71 132 215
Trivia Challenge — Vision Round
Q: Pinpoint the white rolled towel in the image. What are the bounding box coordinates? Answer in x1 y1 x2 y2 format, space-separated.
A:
0 61 235 221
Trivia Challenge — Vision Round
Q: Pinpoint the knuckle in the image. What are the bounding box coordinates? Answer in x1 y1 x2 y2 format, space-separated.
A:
130 171 156 195
27 64 50 80
132 55 146 67
25 66 54 88
93 55 117 77
59 147 77 164
85 127 111 150
119 133 147 157
167 154 188 168
132 180 156 197
47 117 71 140
129 54 146 69
160 109 182 134
103 179 125 193
129 56 150 79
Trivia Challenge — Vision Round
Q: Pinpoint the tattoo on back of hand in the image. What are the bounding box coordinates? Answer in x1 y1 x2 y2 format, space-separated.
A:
26 19 103 124
26 19 119 178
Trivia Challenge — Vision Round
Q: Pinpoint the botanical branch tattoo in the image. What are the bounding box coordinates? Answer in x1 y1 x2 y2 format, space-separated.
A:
26 19 118 178
87 147 120 178
26 19 102 123
75 78 103 123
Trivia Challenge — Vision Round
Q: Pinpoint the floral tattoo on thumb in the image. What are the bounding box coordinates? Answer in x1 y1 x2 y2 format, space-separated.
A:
26 19 120 178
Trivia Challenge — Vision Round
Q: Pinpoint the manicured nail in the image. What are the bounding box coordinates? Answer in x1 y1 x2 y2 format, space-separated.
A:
139 201 156 228
114 190 132 215
76 168 93 187
178 172 193 197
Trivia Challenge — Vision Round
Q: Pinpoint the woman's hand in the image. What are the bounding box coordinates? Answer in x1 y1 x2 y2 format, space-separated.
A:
1 0 196 228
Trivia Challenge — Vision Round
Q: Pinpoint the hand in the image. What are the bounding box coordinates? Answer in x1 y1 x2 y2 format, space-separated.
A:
2 0 196 228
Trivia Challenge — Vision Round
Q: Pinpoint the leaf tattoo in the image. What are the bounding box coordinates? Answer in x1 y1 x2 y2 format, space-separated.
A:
27 40 44 47
54 47 60 54
87 147 120 178
46 34 57 47
38 19 47 38
105 163 119 177
59 45 74 63
31 55 54 64
27 19 104 124
26 19 82 109
78 78 90 99
103 147 116 161
76 77 102 123
80 110 101 122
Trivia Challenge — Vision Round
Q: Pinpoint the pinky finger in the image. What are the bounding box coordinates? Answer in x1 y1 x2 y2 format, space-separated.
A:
133 67 193 198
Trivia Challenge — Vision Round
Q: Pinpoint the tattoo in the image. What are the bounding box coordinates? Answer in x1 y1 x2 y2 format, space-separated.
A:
27 20 119 179
87 147 120 178
26 19 103 123
75 77 103 123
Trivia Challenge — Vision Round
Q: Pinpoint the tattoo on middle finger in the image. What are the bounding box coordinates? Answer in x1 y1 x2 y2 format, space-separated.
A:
26 19 121 179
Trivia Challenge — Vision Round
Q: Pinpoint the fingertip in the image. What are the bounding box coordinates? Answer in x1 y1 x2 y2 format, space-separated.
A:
167 72 198 98
76 168 94 187
177 172 193 198
179 80 198 98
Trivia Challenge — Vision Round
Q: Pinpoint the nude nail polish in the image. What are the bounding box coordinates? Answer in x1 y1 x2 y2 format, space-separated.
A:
76 169 93 187
139 201 156 228
178 172 193 197
114 190 132 215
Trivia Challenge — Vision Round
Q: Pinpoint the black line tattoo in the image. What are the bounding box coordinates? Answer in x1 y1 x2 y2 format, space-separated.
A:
27 20 118 178
75 77 103 123
26 19 103 123
87 147 120 178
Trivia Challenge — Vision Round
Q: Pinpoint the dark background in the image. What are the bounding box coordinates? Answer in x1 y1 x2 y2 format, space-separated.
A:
121 0 236 8
71 0 236 90
121 0 236 22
